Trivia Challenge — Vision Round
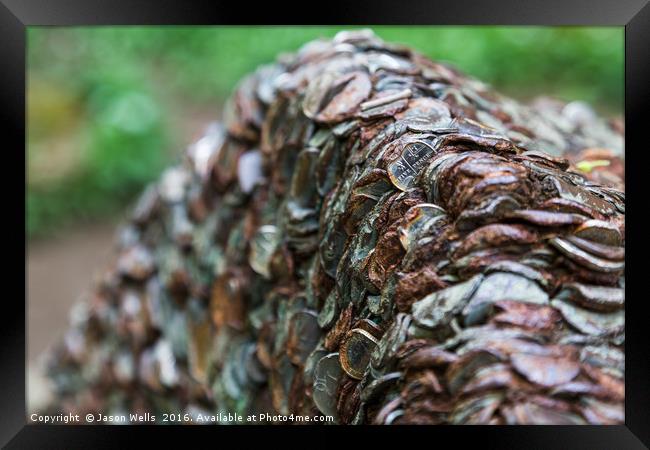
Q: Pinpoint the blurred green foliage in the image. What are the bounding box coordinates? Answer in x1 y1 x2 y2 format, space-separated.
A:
27 26 623 238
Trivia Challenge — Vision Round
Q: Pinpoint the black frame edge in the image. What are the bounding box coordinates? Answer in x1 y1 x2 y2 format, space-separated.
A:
3 0 649 447
624 1 650 446
0 0 27 447
1 0 649 26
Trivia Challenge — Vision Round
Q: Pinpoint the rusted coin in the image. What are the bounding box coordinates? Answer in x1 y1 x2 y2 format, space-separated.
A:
573 219 622 246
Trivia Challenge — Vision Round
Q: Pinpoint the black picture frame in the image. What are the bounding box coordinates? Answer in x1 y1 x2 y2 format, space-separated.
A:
4 0 649 448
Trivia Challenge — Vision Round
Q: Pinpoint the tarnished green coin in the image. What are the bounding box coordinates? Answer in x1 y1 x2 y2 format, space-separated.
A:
303 347 328 385
317 290 339 330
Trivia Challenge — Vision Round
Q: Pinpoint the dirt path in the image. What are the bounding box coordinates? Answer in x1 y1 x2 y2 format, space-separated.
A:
27 219 120 412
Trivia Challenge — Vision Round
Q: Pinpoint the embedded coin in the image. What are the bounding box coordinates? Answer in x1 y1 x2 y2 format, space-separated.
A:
286 310 320 365
312 353 344 419
387 140 438 191
340 328 380 380
248 225 279 279
317 290 339 330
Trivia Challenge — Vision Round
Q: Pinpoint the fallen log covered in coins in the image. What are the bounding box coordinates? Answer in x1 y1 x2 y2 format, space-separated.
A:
44 30 625 425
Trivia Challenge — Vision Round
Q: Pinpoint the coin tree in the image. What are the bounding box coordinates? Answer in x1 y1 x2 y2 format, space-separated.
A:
44 30 625 425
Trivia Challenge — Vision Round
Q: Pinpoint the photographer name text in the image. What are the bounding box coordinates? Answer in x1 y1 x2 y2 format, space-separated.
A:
30 412 334 424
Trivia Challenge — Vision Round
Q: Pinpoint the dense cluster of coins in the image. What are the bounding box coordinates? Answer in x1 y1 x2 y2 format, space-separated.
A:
45 30 625 425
